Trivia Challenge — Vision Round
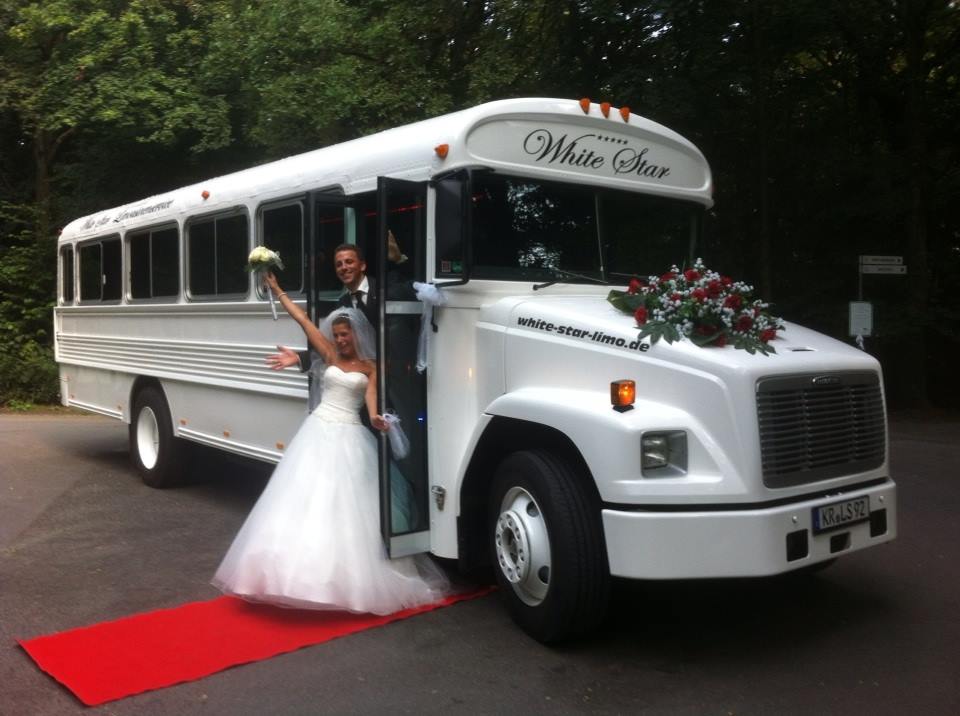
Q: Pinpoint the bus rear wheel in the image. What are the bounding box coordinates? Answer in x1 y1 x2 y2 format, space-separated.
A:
130 386 183 488
489 450 610 643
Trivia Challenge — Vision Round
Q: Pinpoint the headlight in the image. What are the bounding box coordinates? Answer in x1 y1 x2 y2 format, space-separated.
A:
641 431 687 476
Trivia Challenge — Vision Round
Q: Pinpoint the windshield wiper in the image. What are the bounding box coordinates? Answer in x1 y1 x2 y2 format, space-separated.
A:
533 269 610 291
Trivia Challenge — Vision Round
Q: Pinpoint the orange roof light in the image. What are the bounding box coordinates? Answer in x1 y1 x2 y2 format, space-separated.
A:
600 101 611 118
611 379 636 412
201 190 210 200
620 106 630 122
434 143 449 159
579 97 591 114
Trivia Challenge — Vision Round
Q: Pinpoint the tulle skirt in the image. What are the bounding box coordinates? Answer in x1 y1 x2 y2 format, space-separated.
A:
212 413 449 615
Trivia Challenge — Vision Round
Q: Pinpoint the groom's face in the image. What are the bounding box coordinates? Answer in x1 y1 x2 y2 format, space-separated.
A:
334 248 366 291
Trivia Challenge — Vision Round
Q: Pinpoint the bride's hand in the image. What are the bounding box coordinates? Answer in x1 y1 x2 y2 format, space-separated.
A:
266 345 300 370
264 271 282 296
371 414 388 432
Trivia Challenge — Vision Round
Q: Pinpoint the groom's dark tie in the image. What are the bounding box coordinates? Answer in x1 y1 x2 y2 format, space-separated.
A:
352 291 365 309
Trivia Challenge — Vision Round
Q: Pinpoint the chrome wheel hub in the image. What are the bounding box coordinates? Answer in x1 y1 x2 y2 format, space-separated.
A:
495 486 551 606
136 406 160 470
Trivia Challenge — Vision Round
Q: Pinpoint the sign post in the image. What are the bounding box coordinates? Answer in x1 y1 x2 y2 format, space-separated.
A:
854 256 905 349
858 255 906 301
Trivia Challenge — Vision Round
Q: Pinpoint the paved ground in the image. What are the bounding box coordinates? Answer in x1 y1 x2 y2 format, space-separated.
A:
0 412 958 715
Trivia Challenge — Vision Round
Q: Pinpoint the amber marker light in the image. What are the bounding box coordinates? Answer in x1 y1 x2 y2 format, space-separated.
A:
600 101 611 118
201 190 210 200
620 106 631 122
579 97 591 113
435 143 449 159
611 379 636 413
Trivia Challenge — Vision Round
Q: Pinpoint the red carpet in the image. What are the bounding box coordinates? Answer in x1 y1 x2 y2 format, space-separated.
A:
18 588 493 706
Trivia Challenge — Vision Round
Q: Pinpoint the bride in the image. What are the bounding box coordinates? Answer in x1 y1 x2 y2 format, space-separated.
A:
212 272 449 615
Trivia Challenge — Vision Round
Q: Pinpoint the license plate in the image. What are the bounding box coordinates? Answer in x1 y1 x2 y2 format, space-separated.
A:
812 496 870 534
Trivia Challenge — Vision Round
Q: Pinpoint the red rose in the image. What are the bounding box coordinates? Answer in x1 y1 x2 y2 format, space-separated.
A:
695 323 714 336
736 315 754 332
671 292 683 302
660 272 676 282
634 306 648 325
684 269 700 282
691 288 707 302
712 333 728 347
760 328 777 342
627 278 642 294
721 275 733 286
723 294 742 309
706 279 723 298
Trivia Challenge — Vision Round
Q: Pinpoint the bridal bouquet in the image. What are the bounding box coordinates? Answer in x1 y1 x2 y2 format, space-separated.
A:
246 247 285 320
607 258 784 355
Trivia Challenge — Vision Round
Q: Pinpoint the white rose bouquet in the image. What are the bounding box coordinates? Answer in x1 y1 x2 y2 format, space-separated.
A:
246 247 285 320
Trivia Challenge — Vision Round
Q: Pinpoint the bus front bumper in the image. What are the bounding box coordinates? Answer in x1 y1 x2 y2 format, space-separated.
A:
602 480 897 579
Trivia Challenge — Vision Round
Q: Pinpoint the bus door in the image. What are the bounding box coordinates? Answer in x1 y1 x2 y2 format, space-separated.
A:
375 177 430 557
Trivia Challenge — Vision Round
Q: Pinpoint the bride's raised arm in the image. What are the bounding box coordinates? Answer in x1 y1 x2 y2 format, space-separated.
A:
264 272 337 365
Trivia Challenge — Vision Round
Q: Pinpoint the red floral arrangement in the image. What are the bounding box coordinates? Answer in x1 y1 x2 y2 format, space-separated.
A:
607 258 784 355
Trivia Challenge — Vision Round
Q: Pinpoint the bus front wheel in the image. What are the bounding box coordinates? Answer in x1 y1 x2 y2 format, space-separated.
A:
129 386 183 488
489 450 610 643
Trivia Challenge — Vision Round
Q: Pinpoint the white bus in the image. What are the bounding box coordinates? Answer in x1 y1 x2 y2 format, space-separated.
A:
56 98 896 642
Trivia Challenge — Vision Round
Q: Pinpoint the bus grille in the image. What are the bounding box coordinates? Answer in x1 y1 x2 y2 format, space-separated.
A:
757 372 886 488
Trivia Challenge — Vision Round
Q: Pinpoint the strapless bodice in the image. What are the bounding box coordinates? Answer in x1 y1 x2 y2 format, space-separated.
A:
311 366 367 423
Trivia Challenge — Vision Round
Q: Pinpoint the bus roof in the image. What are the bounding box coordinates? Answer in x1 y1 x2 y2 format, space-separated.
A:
59 97 713 243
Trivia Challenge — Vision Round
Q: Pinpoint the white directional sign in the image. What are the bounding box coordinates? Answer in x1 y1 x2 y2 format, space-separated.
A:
861 265 907 275
859 255 903 265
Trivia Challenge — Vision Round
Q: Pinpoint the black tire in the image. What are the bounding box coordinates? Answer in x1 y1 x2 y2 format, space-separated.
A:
129 385 184 488
489 450 610 643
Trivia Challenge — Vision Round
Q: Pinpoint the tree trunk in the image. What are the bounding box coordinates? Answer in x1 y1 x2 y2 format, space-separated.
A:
752 0 773 299
898 1 931 408
33 127 53 241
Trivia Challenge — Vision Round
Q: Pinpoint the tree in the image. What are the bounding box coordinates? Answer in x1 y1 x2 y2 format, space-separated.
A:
0 0 232 237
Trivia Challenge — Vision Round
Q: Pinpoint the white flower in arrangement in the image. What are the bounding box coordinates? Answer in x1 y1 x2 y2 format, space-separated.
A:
245 246 285 273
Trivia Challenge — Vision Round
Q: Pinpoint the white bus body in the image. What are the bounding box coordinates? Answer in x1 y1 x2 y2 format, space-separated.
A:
56 98 896 642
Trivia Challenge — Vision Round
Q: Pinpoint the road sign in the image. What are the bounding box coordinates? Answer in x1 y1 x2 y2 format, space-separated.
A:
859 255 903 265
849 301 873 336
861 265 907 275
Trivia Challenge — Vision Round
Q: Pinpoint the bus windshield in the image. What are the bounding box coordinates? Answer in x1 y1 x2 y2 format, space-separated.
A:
470 173 703 283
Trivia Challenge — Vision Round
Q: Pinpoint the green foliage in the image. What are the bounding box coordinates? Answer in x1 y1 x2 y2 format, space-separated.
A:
0 203 51 346
0 201 59 404
1 0 231 149
4 399 35 411
0 341 59 405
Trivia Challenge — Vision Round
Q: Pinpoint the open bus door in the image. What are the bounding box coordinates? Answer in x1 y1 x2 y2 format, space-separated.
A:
375 177 430 557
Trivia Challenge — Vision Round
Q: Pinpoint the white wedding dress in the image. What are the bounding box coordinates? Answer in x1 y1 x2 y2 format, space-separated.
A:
212 365 449 615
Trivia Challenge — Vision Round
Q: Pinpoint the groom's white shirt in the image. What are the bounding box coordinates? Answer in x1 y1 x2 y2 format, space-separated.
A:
349 276 370 307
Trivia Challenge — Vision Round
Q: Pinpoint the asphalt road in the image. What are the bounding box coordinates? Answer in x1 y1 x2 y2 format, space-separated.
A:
1 412 958 715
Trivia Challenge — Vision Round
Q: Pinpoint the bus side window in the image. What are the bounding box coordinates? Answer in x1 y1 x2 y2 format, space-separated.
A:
261 203 304 294
101 238 122 301
129 226 179 300
60 246 74 304
188 213 249 298
78 235 122 303
79 243 101 301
